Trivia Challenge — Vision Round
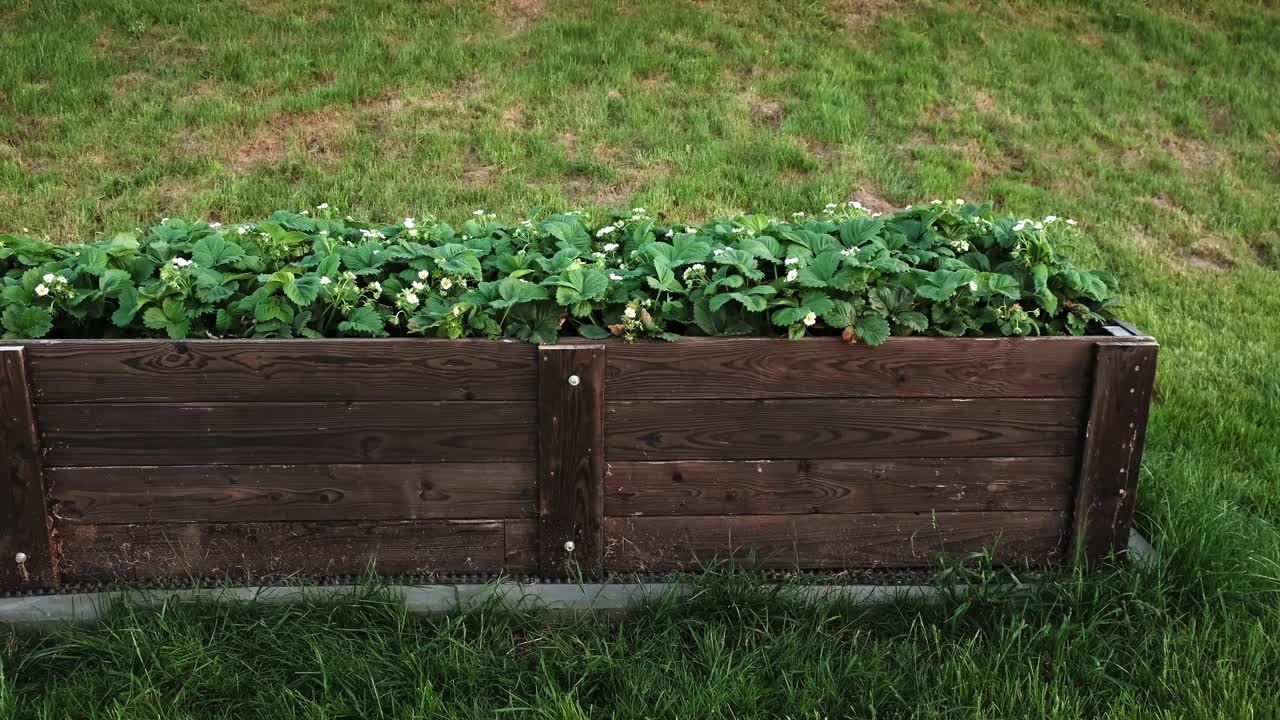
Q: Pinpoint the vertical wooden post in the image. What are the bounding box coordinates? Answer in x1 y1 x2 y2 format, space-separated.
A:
1072 341 1158 564
537 344 605 578
1 346 58 590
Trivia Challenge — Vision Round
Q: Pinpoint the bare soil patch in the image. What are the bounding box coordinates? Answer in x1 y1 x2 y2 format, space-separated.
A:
1162 136 1217 171
830 0 909 29
741 93 783 127
846 186 895 212
494 0 547 35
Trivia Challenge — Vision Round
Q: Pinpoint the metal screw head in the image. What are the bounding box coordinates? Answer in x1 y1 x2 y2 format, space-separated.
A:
14 552 27 563
563 541 576 552
568 375 580 386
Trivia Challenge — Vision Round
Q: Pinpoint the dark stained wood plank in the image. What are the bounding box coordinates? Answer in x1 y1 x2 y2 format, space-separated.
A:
604 457 1075 516
1072 341 1159 563
20 339 537 403
0 347 58 590
504 520 538 575
537 344 605 577
48 463 536 523
57 520 515 581
604 336 1097 399
606 398 1084 461
604 512 1068 571
38 401 536 466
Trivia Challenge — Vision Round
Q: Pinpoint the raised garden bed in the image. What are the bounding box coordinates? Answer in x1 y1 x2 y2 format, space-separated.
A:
1 327 1156 591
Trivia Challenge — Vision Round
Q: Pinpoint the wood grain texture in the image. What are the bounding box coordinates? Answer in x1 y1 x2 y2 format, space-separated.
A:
604 512 1068 571
48 463 536 523
1072 342 1158 563
0 347 58 590
20 339 537 403
604 458 1075 516
504 519 538 574
606 398 1084 460
605 337 1097 399
37 401 536 466
57 520 517 580
537 345 605 577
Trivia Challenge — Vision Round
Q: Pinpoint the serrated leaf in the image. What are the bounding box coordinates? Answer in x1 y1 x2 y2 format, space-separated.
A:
896 310 928 332
284 274 322 306
578 324 613 339
493 276 551 309
143 298 190 338
98 268 131 297
192 235 246 268
338 305 386 336
853 314 890 346
2 305 52 338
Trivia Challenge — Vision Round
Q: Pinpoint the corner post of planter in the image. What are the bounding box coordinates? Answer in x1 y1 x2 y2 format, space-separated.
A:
537 344 605 578
0 346 58 591
1072 340 1159 565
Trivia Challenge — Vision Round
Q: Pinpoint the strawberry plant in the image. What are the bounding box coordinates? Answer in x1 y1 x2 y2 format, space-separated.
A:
0 202 1117 344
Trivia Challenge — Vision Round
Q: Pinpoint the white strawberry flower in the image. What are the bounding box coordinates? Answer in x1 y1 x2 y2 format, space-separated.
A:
848 200 864 209
786 269 799 282
473 209 485 216
370 281 382 293
955 199 965 205
1066 218 1078 226
595 225 616 238
841 248 854 257
624 306 637 319
411 281 425 291
593 252 606 259
317 203 329 210
56 276 67 284
404 217 416 228
34 284 49 297
969 281 978 292
803 312 817 326
784 257 799 265
603 243 619 252
632 207 646 213
664 229 674 237
872 212 883 217
825 203 837 209
320 276 332 285
609 273 624 281
171 257 193 268
209 222 222 228
418 269 430 280
237 226 249 236
42 273 56 283
1044 215 1058 223
440 277 453 290
792 212 805 218
404 292 419 306
931 199 942 205
452 305 463 317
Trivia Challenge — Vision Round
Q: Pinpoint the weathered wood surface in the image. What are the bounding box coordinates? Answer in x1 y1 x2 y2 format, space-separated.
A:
604 512 1068 571
58 519 533 580
605 337 1097 399
604 457 1075 516
38 401 536 466
606 398 1084 460
20 339 538 403
49 463 537 523
1073 341 1159 562
0 347 58 589
537 345 605 576
504 519 538 574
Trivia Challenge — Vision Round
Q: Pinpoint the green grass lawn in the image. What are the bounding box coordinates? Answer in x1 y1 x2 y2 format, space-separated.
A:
3 0 1280 716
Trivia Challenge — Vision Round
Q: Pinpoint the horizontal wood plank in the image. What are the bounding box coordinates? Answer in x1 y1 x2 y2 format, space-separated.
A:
38 402 536 466
604 512 1067 571
604 458 1075 516
49 463 536 523
504 519 538 574
57 520 519 580
20 339 537 403
605 337 1097 399
606 399 1084 460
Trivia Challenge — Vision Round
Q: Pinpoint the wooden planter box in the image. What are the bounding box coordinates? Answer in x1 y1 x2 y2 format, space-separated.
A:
0 326 1157 591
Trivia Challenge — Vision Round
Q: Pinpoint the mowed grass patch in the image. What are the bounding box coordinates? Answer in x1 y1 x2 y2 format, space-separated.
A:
2 0 1280 716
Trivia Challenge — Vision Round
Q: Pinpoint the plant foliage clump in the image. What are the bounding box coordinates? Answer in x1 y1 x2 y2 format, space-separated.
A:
0 202 1117 344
